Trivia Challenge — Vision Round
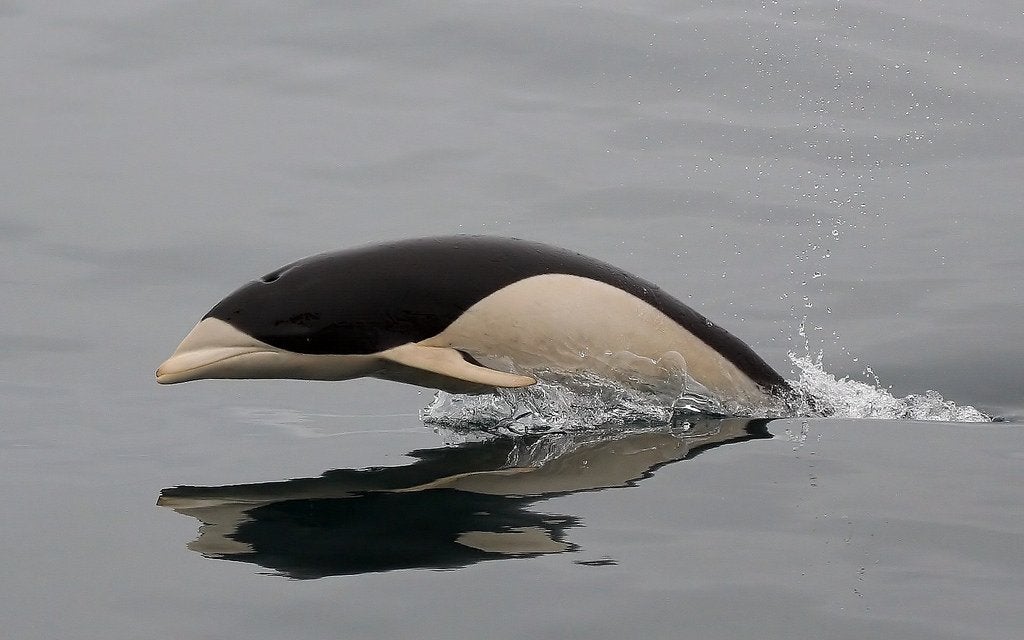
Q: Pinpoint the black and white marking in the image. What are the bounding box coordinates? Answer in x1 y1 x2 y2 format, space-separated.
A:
157 236 788 404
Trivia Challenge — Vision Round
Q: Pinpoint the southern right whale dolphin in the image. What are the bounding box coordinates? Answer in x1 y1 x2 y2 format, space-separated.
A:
156 235 789 408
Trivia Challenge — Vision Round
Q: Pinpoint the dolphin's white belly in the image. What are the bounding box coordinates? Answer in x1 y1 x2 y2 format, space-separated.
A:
421 274 770 404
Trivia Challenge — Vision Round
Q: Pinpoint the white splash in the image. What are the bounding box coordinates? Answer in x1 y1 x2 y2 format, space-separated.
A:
421 353 992 433
785 352 992 422
421 370 714 435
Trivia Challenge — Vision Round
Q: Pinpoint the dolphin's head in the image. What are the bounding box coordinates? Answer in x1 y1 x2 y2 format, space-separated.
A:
156 256 384 384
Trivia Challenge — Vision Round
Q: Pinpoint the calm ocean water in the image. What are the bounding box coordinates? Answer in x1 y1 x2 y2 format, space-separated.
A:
2 2 1022 639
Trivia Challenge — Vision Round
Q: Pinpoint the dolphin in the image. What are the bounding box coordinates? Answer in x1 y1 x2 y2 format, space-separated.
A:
156 235 788 406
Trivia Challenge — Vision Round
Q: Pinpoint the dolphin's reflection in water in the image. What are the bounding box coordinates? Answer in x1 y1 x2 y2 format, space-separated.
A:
158 417 771 578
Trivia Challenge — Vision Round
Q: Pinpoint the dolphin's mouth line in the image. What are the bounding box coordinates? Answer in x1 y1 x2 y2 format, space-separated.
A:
156 347 274 383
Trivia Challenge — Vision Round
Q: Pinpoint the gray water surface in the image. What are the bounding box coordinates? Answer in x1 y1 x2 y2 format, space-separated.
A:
2 2 1022 639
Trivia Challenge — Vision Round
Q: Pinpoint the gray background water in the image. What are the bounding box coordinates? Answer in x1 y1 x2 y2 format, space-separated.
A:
2 2 1022 639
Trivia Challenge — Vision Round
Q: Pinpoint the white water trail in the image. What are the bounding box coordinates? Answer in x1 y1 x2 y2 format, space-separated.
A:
421 353 992 434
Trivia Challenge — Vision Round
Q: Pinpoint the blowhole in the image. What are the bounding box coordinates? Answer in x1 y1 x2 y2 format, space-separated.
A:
260 269 285 283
